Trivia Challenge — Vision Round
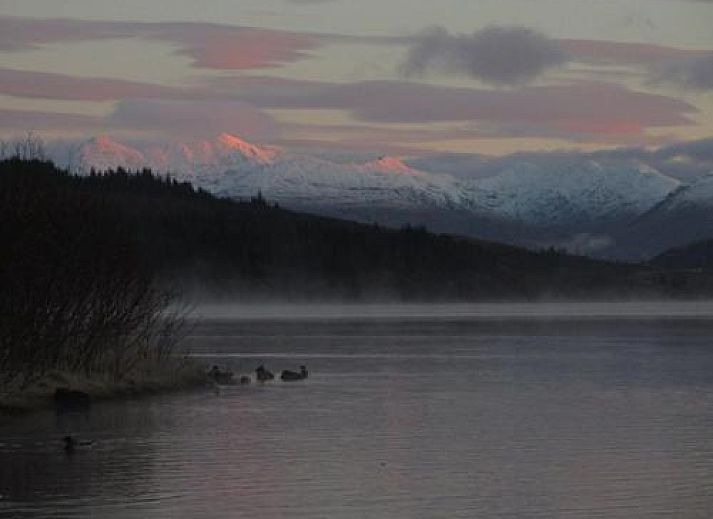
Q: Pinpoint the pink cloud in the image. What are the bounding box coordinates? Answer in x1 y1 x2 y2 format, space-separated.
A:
159 25 320 69
0 17 321 70
0 68 182 101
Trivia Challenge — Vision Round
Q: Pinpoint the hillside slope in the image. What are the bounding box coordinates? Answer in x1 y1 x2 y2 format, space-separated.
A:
56 134 691 259
651 239 713 270
608 176 713 261
2 158 710 301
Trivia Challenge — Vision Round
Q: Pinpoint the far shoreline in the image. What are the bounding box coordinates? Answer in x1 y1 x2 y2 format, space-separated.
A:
187 299 713 322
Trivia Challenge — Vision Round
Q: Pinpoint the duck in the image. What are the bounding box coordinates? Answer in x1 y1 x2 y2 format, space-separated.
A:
280 365 308 381
63 435 93 453
255 365 275 382
208 365 235 385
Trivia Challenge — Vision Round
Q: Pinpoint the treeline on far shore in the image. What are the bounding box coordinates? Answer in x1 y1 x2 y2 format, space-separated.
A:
2 157 713 389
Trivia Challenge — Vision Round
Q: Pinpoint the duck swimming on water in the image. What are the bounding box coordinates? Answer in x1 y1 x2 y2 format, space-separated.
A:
63 435 93 453
255 365 275 382
281 365 308 381
208 365 236 385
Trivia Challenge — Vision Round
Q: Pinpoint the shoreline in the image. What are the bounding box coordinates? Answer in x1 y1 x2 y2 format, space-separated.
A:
187 299 713 321
0 359 208 419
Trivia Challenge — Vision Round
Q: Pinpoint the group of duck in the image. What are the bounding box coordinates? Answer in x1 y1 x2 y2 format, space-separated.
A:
59 365 308 453
208 364 309 385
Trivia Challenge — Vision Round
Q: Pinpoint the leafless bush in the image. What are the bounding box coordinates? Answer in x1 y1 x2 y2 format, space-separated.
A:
0 159 186 391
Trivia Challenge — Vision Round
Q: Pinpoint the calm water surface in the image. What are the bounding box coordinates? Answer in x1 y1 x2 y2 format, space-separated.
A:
2 303 713 518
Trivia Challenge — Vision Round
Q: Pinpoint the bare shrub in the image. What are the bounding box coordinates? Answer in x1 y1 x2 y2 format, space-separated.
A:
0 159 185 392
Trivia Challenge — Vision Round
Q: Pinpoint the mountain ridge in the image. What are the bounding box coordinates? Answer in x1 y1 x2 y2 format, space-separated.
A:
55 133 713 260
7 156 712 301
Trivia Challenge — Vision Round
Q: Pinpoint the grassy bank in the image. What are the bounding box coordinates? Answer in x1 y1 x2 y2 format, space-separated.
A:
1 157 202 420
0 358 208 418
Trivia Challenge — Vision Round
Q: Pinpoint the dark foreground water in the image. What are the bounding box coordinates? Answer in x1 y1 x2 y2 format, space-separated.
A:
3 303 713 518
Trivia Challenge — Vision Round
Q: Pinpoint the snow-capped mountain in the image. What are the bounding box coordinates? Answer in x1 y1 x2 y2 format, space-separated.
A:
71 134 461 209
460 160 679 228
76 136 148 172
606 173 713 260
654 174 713 210
76 133 277 175
216 154 462 208
58 133 711 260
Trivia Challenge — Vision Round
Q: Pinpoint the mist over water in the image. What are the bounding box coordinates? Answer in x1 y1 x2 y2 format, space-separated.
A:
190 300 713 321
3 302 713 518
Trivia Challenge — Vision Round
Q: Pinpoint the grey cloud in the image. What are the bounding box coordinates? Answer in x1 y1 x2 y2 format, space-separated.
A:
400 26 567 86
409 137 713 185
237 79 693 130
0 99 278 142
649 54 713 91
649 138 713 180
206 76 697 145
0 68 183 101
655 137 713 161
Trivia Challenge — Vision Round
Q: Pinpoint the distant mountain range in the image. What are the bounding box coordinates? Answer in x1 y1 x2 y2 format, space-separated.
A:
624 177 713 262
54 133 713 261
8 156 713 301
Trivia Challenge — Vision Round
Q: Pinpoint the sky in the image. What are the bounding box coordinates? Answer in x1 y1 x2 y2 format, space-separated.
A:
0 0 712 155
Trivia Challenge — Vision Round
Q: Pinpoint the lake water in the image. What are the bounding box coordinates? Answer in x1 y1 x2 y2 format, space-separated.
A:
2 302 713 518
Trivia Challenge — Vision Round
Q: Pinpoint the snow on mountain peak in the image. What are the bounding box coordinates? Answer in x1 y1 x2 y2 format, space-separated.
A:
59 135 688 236
215 132 278 164
87 136 138 156
663 173 713 209
461 159 679 227
74 133 279 176
362 156 418 175
77 136 146 171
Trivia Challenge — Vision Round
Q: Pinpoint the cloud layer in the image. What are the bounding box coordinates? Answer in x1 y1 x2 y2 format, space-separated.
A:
0 17 321 70
0 100 278 142
400 25 713 89
111 99 278 139
401 26 567 85
0 16 710 149
218 78 696 139
0 66 697 144
0 68 181 101
410 137 713 184
650 54 713 90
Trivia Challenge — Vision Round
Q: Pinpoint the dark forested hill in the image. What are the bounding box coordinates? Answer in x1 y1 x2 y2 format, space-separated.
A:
2 158 711 301
651 239 713 271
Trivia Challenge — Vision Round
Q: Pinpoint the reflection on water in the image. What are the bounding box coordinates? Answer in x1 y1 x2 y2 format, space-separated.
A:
3 304 713 518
